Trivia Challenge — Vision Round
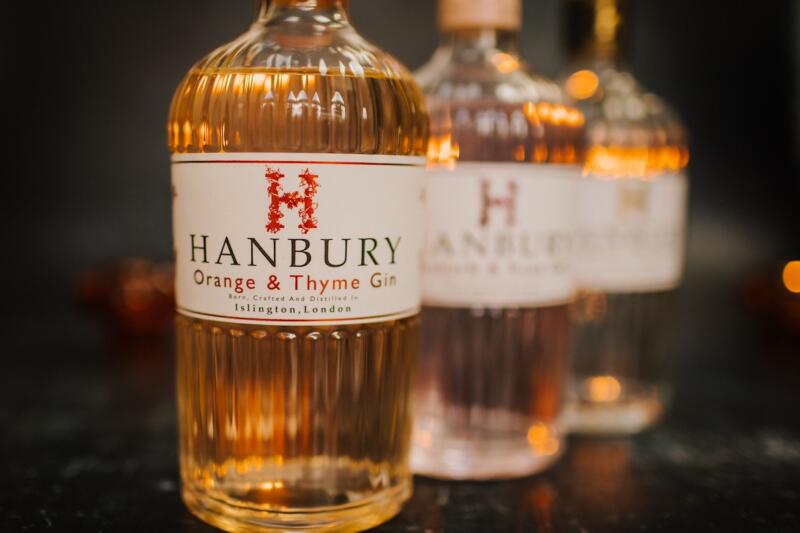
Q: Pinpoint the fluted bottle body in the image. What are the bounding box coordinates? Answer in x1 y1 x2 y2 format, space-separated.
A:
561 0 689 434
412 0 583 479
168 1 428 530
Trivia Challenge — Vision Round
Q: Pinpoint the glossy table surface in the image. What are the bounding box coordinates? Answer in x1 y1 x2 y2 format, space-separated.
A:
2 289 799 533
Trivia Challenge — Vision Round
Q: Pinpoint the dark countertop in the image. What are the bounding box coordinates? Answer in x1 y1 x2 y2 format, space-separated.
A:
2 290 800 533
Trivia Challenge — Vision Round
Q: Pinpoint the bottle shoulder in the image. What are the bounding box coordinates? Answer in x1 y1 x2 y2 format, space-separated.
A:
416 52 568 107
190 25 413 82
562 62 685 133
416 50 583 165
168 24 428 155
560 61 689 175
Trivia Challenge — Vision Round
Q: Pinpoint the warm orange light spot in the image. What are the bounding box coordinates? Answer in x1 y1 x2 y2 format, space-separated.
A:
536 102 551 121
584 144 689 178
533 143 548 162
527 422 547 444
514 145 526 161
279 73 291 91
585 376 622 403
783 261 800 293
595 0 621 47
257 479 283 491
550 104 567 125
199 121 210 146
210 74 226 96
182 119 192 143
566 107 585 127
523 101 540 124
566 69 600 100
232 74 244 96
251 72 266 89
527 423 560 455
491 52 520 73
427 133 460 165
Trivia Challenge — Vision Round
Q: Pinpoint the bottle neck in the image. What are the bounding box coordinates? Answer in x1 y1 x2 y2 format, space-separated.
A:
256 0 350 25
564 0 629 65
261 0 344 8
440 28 521 64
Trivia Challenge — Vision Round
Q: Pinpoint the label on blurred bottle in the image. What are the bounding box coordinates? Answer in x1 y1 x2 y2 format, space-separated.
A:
171 153 425 325
574 173 688 292
422 163 578 308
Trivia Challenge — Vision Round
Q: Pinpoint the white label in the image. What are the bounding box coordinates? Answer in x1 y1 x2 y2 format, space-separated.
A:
574 173 688 292
422 163 578 308
172 153 425 325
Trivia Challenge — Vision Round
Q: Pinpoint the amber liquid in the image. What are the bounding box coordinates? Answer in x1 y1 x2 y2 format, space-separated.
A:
414 100 582 479
169 68 426 531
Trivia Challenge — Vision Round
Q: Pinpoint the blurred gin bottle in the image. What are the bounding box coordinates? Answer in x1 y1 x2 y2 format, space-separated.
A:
560 0 689 434
412 0 584 479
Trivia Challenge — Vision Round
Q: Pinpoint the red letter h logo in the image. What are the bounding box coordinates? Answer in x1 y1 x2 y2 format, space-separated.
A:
266 167 319 234
479 178 517 227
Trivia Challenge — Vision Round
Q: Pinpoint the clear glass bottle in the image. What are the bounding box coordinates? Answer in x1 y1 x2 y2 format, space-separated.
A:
412 0 584 479
561 0 689 434
168 1 428 530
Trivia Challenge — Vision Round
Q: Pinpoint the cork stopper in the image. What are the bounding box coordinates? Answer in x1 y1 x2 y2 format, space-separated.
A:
439 0 521 31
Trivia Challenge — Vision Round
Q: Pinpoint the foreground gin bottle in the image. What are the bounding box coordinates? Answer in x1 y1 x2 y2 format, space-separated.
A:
168 1 427 530
412 0 584 479
561 0 689 434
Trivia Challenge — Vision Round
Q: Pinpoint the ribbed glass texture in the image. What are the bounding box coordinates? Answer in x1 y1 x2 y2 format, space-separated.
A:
412 29 583 479
168 2 427 530
563 60 689 434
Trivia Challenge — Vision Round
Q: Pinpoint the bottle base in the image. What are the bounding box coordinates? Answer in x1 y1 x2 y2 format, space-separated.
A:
410 432 563 480
564 397 664 435
182 479 410 533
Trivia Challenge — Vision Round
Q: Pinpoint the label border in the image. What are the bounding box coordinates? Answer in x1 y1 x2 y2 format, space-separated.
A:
422 295 574 309
177 306 420 326
421 162 579 308
574 171 688 293
172 152 426 167
173 152 424 326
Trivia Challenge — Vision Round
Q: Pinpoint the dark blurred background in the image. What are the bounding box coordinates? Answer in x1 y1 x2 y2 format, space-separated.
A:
2 0 797 315
1 1 799 531
0 0 796 417
1 0 798 404
3 0 799 379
